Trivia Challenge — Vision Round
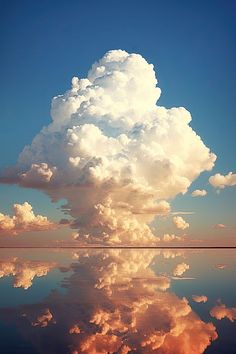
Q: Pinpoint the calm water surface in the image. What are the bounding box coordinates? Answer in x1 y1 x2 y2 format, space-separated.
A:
0 248 235 353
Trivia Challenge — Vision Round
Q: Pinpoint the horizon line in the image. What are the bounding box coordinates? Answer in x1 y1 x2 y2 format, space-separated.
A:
0 246 236 249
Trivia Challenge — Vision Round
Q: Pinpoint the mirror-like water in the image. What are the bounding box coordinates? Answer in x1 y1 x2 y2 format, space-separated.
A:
0 248 235 353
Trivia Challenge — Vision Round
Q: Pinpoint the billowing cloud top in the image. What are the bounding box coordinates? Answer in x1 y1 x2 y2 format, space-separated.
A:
1 50 216 244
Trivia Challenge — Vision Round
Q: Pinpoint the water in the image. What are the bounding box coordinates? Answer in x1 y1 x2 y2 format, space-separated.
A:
0 248 235 353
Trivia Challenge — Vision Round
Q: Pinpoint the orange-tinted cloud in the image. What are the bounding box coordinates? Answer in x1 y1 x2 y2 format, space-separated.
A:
0 258 56 289
210 303 236 322
192 295 208 303
173 262 190 276
1 249 217 354
31 308 55 327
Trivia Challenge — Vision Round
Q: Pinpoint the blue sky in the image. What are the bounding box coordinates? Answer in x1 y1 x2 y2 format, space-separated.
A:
0 0 235 244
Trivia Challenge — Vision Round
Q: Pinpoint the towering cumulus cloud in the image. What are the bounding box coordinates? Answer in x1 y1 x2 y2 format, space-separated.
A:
1 50 216 244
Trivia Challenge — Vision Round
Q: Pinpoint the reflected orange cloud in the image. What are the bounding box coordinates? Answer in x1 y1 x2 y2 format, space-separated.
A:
31 308 55 327
0 258 56 289
210 303 236 322
192 295 208 303
173 262 190 276
0 249 218 353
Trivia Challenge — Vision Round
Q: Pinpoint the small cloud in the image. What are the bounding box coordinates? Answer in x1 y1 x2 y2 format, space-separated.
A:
173 262 190 276
162 234 184 242
191 189 207 197
0 202 56 236
192 295 208 303
209 172 236 190
173 216 189 230
59 218 71 225
210 303 236 322
69 324 81 334
172 211 195 215
214 223 226 229
31 308 55 327
215 264 227 270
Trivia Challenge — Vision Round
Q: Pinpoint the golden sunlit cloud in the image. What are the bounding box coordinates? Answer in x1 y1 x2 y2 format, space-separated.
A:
0 202 56 236
173 216 189 230
173 262 190 276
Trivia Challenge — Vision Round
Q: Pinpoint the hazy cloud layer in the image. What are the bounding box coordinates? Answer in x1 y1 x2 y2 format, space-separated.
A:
1 50 216 244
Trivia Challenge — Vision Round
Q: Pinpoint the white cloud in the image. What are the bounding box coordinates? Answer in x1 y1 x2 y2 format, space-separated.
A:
191 189 207 197
1 50 216 244
173 216 189 230
0 202 56 236
209 172 236 189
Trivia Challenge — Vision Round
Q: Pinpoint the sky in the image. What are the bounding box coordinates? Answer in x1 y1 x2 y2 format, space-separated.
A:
0 0 235 246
